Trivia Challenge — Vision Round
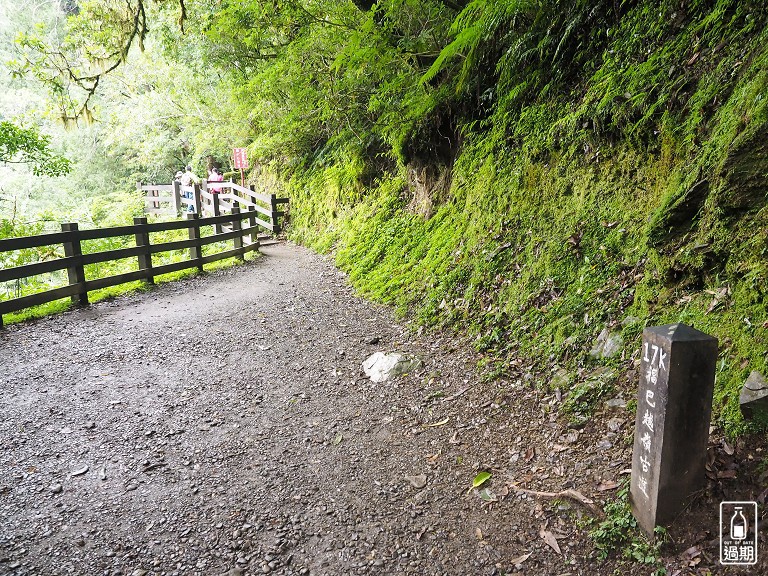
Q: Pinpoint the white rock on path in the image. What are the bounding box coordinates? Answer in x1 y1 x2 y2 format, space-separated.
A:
362 352 423 383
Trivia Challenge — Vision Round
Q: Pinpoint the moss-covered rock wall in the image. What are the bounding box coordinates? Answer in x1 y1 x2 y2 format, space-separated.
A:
283 1 768 437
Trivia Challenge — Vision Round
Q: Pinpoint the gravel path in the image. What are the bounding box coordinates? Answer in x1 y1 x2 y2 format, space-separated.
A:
0 242 760 576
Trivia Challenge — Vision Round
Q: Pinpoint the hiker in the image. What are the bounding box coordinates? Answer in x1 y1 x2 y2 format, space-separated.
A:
208 167 224 194
180 165 199 187
179 165 199 212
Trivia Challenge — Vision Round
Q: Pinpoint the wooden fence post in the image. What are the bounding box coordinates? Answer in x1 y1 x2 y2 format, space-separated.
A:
231 207 244 261
187 213 203 272
61 223 88 306
200 179 208 216
172 181 182 215
192 183 202 215
270 193 280 234
134 217 154 285
248 185 259 245
212 192 221 234
136 181 143 211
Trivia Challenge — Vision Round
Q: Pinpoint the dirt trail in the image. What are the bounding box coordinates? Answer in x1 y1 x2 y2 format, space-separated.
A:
0 243 762 576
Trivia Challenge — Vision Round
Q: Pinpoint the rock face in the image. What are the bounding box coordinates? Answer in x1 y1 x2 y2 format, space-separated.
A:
362 352 423 383
590 328 623 359
739 371 768 420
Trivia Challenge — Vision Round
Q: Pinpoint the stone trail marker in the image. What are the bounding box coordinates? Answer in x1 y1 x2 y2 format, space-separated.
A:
630 323 718 536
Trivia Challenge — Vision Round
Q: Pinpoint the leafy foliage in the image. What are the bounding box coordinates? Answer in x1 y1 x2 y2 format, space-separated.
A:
0 120 71 176
8 0 191 122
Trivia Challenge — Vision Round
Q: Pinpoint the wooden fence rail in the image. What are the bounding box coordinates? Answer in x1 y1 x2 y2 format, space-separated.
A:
140 180 289 234
0 210 261 328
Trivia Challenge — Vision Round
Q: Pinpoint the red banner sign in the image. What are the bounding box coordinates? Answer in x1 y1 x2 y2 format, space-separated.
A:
233 148 249 169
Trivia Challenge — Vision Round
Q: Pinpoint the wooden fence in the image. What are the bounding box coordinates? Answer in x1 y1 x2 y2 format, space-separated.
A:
0 210 265 328
141 179 289 233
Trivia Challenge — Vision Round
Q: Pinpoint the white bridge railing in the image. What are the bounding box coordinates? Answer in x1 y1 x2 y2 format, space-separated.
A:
140 180 288 234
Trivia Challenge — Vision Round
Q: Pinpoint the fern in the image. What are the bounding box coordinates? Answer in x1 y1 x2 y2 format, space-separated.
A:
420 23 482 87
420 0 536 92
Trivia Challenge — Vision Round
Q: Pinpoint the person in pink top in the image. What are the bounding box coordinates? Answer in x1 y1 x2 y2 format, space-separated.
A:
208 167 224 193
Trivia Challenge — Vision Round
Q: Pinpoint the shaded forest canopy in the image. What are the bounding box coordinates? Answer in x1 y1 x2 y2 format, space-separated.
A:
4 0 768 436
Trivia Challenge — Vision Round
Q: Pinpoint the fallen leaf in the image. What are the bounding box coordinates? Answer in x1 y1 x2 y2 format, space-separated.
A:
524 446 536 461
426 451 441 464
332 433 343 446
597 480 619 491
722 440 735 456
706 298 722 314
509 552 532 565
717 469 737 479
423 417 449 427
682 545 701 559
468 471 492 493
475 527 483 540
740 358 750 369
540 529 561 554
448 432 460 444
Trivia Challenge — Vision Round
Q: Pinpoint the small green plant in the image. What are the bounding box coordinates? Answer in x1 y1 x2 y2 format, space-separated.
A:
756 455 768 478
589 481 666 573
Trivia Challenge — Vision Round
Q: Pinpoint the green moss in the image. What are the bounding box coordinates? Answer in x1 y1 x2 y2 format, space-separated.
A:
4 299 73 325
281 4 768 438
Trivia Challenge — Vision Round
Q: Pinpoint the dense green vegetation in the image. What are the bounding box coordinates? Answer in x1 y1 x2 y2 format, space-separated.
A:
283 0 768 439
3 1 767 432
